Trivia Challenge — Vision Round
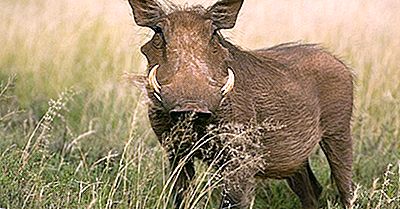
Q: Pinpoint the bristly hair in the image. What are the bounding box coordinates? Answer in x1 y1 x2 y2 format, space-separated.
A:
215 32 288 78
158 0 177 13
159 0 207 15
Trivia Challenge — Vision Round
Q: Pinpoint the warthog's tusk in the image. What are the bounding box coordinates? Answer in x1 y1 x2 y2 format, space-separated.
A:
148 64 161 94
221 68 235 96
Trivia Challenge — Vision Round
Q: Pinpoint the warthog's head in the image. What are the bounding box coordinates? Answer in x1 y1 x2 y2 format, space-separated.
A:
128 0 243 121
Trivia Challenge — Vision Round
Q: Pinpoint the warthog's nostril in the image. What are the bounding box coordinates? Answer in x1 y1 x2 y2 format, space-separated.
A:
169 103 212 122
169 110 212 122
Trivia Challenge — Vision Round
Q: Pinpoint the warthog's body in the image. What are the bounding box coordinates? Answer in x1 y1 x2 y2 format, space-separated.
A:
127 0 353 208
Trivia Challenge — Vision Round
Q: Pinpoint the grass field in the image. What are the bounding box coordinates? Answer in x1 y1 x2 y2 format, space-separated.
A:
0 0 399 208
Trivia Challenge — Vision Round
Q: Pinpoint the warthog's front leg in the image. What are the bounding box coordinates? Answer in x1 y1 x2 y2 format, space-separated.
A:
168 157 195 209
219 169 256 209
286 159 323 209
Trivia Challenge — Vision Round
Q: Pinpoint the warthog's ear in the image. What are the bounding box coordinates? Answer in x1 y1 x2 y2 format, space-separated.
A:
207 0 244 30
128 0 165 28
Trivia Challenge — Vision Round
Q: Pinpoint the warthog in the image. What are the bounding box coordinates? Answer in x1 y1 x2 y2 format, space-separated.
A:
127 0 354 208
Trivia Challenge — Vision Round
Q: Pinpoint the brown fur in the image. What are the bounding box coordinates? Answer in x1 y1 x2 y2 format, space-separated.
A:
127 0 354 208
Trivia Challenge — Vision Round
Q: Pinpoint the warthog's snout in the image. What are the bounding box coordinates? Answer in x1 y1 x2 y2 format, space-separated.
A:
169 101 212 122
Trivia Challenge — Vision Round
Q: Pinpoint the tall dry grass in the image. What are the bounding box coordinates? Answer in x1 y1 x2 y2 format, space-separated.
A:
0 0 399 208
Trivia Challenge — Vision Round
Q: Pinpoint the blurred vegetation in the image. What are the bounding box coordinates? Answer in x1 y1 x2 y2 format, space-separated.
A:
0 0 399 208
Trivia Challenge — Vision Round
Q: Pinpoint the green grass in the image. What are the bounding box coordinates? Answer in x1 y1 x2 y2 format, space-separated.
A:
0 0 399 208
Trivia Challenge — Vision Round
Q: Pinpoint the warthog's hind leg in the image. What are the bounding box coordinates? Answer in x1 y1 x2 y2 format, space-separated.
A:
286 160 323 209
320 131 353 208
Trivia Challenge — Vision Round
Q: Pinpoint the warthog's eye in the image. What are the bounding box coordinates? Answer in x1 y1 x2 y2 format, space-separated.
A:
152 28 165 49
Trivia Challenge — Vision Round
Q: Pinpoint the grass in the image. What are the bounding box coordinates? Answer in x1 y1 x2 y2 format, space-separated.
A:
0 0 399 208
